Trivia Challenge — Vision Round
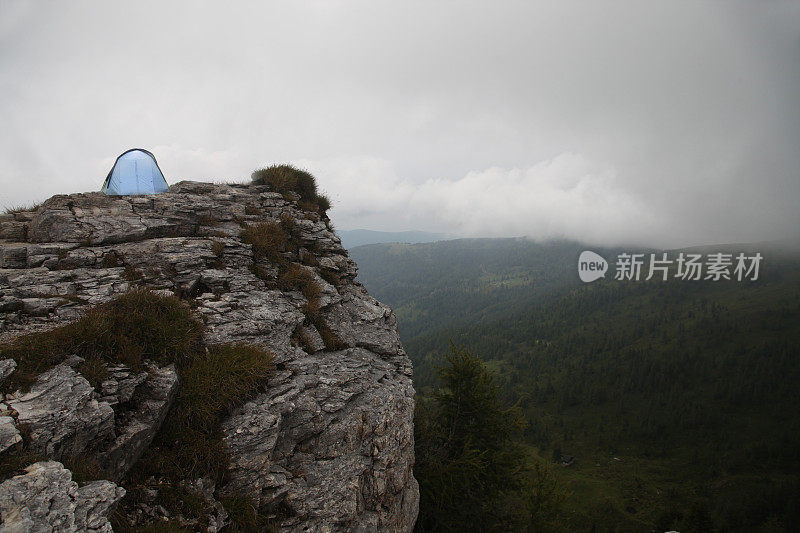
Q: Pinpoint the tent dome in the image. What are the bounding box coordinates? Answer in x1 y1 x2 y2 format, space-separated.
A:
101 149 169 195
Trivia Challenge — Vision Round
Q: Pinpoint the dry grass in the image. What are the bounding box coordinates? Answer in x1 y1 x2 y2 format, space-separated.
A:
3 202 42 215
0 288 277 528
240 222 291 265
211 240 225 258
77 356 110 389
241 217 345 352
123 265 144 282
0 289 204 392
251 165 331 215
319 268 340 287
120 343 275 529
101 251 123 268
221 495 279 532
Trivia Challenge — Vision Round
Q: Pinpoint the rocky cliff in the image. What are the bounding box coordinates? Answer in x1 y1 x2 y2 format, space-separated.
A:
0 181 418 531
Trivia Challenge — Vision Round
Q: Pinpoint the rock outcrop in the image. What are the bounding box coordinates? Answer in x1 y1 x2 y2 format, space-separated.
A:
0 182 418 531
0 461 124 532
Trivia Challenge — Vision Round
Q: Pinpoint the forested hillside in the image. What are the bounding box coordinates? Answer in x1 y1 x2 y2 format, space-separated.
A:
352 239 800 531
350 239 624 341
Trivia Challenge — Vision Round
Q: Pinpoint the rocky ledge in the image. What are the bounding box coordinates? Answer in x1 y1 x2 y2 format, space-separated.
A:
0 181 418 531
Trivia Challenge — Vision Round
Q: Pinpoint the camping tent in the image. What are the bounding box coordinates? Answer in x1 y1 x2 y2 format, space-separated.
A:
101 149 169 195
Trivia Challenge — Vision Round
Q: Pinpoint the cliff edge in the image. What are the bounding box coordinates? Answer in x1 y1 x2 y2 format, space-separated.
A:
0 181 418 531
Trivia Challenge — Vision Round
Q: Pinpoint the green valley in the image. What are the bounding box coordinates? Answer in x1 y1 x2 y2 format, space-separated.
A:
351 239 800 532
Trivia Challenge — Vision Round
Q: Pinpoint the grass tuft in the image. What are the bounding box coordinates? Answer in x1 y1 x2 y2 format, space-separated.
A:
77 356 110 390
0 289 278 527
180 344 274 432
3 202 41 215
123 265 144 282
221 495 279 533
240 222 290 265
120 343 275 528
0 289 203 392
251 165 331 214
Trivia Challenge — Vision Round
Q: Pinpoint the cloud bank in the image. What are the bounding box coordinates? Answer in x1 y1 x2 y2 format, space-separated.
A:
0 1 797 247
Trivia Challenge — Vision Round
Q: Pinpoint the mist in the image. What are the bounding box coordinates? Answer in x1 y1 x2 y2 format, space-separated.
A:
1 1 798 248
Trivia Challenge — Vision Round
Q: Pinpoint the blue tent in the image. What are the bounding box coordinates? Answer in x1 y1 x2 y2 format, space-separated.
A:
101 149 169 195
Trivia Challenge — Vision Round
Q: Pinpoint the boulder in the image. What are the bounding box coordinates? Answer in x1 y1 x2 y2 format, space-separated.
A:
0 461 124 532
6 364 114 460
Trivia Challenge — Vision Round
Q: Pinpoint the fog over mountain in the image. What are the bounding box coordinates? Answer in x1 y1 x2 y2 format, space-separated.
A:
1 1 798 247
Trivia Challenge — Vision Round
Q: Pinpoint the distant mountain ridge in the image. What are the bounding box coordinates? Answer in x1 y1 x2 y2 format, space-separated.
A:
338 229 454 249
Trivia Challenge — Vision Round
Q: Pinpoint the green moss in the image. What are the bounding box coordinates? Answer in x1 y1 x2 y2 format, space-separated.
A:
0 289 204 392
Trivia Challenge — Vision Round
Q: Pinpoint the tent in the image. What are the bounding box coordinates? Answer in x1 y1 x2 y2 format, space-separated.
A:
101 149 169 195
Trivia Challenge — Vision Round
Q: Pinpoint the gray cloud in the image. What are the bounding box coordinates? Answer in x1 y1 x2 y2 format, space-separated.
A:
1 1 797 247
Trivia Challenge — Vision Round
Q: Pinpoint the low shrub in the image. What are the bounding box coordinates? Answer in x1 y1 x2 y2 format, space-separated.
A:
251 164 331 214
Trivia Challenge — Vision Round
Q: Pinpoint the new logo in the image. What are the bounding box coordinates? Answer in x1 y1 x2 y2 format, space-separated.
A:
578 251 608 283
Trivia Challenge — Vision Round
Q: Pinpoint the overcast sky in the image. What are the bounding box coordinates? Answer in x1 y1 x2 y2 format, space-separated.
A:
1 1 798 247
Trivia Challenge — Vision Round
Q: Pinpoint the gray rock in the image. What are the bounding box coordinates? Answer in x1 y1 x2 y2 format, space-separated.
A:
74 480 127 532
0 359 16 384
184 478 229 533
0 181 418 531
0 415 21 454
0 460 124 533
6 364 115 460
100 365 148 406
99 363 179 481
